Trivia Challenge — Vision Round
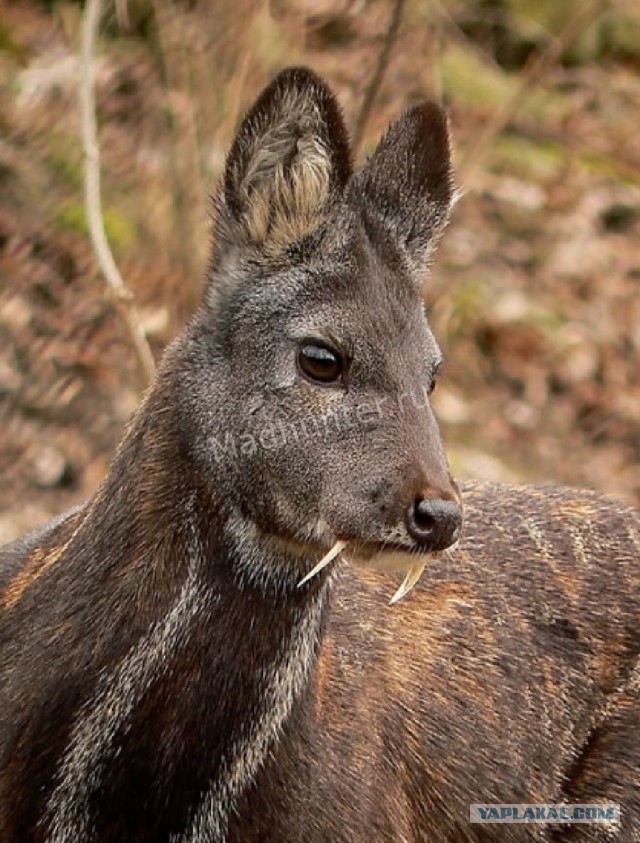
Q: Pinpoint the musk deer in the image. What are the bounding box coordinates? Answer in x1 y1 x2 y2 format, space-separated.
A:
1 67 639 843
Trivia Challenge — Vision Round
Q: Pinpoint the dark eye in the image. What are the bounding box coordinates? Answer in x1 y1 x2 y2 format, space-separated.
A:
298 343 343 385
429 360 443 395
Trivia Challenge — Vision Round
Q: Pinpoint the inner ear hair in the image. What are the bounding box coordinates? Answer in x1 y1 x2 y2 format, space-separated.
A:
222 68 352 254
239 98 335 248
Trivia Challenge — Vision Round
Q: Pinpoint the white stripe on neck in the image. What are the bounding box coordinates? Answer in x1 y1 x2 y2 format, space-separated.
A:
46 560 209 843
176 587 326 842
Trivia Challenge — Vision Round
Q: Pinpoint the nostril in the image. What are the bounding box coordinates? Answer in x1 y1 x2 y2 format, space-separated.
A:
413 500 437 535
406 497 463 552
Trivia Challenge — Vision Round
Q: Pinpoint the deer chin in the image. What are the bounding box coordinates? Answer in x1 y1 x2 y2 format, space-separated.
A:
297 538 434 604
363 548 429 575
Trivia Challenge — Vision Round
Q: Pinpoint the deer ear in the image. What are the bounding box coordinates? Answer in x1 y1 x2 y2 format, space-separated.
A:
353 102 454 277
215 67 352 258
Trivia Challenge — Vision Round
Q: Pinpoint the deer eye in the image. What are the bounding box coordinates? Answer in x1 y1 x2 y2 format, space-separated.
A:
297 343 343 385
429 359 443 395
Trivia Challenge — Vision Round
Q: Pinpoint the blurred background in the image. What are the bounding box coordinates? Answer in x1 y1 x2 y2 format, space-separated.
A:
1 0 640 543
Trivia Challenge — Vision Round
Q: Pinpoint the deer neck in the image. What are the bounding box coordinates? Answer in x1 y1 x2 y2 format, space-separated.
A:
46 382 330 842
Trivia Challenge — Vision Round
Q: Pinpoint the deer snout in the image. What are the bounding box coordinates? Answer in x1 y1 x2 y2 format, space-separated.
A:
406 494 462 552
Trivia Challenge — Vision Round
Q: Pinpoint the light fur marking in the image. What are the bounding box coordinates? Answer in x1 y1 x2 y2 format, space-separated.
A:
46 563 209 842
175 591 326 842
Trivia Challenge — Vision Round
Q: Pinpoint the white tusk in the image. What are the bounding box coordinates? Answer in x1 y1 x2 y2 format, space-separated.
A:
298 540 348 588
389 562 425 605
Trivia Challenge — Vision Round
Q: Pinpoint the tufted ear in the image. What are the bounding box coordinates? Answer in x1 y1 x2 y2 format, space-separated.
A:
214 67 352 260
352 102 454 279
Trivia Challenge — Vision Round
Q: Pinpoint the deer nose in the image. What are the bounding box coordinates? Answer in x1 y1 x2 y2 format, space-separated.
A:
406 495 462 552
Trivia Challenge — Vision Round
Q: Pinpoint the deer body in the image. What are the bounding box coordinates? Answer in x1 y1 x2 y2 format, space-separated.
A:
1 68 639 841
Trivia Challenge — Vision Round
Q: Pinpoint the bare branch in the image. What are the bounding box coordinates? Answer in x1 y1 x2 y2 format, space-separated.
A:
353 0 406 154
80 0 156 388
115 0 130 32
151 0 209 294
458 0 608 187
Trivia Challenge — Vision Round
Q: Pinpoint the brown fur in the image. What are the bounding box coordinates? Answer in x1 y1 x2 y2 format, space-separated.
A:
1 67 638 843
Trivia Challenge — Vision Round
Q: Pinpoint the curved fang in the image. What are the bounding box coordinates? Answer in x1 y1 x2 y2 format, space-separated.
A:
298 540 348 588
389 562 426 605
